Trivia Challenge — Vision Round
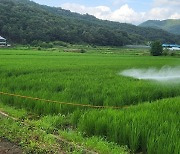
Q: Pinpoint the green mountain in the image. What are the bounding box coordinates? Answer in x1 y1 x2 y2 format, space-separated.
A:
139 19 180 35
0 0 180 46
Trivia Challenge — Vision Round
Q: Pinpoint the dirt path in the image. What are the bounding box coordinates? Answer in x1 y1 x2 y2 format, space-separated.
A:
0 138 22 154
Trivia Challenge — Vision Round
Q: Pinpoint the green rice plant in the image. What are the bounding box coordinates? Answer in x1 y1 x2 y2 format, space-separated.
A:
77 97 180 153
0 49 180 115
0 48 180 153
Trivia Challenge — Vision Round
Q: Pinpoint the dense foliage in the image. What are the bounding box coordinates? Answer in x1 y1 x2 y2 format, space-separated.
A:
150 41 163 56
139 19 180 35
0 0 180 46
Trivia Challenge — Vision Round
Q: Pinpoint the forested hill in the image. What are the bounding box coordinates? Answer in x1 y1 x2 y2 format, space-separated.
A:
139 19 180 35
0 0 180 46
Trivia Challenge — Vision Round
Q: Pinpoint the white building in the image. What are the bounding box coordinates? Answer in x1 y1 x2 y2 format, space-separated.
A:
0 36 7 46
162 44 180 51
169 47 180 51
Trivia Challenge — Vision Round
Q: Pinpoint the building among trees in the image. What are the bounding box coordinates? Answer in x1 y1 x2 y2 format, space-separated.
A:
162 44 180 50
0 36 7 46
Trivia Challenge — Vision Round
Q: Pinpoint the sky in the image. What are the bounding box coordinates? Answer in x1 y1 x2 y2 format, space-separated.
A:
32 0 180 25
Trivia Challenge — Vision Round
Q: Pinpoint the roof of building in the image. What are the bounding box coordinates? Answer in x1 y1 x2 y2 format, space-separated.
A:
162 44 180 48
0 36 6 40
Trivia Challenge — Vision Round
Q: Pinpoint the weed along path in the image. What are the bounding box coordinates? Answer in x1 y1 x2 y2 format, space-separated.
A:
0 111 22 154
0 108 109 154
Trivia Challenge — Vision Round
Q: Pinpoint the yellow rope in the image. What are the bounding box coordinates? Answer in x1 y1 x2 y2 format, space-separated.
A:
0 91 129 109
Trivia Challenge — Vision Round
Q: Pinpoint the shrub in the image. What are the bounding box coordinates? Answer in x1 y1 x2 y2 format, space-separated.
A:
162 48 168 56
53 41 68 47
80 49 87 53
170 51 176 56
37 47 41 51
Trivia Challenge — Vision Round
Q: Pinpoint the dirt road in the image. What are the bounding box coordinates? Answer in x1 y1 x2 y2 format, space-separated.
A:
0 138 22 154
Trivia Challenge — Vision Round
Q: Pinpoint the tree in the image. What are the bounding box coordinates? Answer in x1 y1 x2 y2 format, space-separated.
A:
150 41 163 56
1 0 179 46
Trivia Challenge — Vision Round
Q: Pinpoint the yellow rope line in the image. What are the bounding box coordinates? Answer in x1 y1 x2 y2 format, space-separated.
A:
0 91 129 109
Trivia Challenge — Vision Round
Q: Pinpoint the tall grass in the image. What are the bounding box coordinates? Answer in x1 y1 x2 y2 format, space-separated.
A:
77 97 180 153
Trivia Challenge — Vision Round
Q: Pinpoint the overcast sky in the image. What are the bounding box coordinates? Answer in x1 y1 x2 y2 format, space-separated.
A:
32 0 180 24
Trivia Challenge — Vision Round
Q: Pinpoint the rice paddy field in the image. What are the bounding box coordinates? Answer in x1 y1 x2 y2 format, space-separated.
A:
0 47 180 153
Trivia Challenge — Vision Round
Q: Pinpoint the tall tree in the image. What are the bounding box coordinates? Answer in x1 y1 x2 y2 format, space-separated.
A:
150 41 163 56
